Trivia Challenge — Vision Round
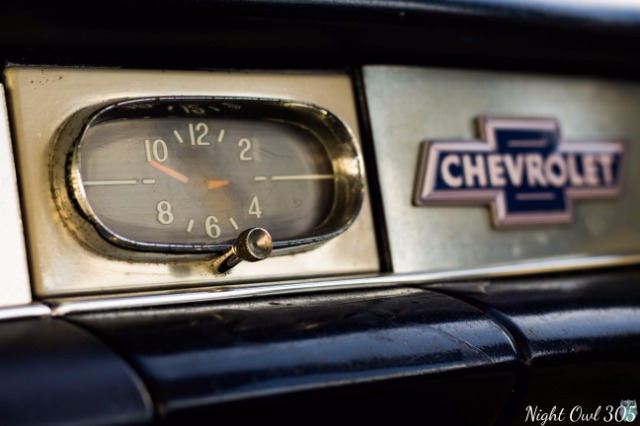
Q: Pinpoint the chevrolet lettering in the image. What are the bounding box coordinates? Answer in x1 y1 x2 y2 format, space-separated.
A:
414 117 625 226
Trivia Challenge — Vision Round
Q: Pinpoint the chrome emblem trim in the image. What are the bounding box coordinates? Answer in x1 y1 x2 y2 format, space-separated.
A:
414 117 625 226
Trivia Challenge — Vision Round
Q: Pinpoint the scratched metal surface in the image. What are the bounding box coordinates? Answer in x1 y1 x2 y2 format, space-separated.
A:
364 66 640 274
5 67 379 296
0 87 31 306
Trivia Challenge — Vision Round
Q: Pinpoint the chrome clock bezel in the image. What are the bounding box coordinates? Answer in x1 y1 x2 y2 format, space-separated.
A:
67 96 365 255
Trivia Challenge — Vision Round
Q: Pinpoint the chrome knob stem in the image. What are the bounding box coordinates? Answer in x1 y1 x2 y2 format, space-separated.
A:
211 228 273 274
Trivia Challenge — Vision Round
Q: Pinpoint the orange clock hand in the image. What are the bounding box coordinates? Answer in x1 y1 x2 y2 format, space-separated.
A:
207 180 230 190
149 160 189 183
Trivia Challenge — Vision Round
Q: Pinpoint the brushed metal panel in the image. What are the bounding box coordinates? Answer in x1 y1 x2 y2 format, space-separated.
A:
5 67 379 296
364 66 640 274
0 87 31 306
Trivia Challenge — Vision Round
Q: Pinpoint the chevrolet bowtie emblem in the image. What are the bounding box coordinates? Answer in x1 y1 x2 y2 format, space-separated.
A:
413 117 625 226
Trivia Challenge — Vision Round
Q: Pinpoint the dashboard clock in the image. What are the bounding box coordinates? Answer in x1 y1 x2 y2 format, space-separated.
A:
4 68 379 296
69 98 363 255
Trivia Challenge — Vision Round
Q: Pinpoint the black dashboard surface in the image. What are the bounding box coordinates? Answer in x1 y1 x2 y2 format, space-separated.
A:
2 0 640 75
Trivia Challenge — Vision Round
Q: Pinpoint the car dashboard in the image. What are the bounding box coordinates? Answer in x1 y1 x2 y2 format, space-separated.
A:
1 1 640 425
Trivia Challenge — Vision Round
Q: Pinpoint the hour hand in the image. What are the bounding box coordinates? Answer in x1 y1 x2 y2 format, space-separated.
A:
207 179 229 190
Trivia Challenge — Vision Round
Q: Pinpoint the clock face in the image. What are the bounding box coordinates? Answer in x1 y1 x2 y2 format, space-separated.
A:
70 98 362 253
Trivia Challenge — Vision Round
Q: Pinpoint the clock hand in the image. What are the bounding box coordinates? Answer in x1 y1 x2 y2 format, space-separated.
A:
207 180 230 190
148 160 189 183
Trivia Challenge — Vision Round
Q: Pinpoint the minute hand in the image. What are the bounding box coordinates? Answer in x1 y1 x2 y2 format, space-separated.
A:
148 160 190 183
